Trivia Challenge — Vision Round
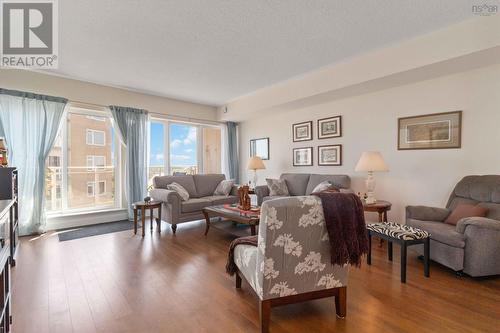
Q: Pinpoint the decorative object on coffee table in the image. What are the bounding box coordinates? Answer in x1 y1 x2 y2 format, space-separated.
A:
0 138 8 166
202 205 260 236
133 201 162 237
250 137 269 160
367 222 430 283
292 121 313 142
247 156 266 187
398 111 462 150
318 115 342 139
355 151 389 204
318 145 342 166
238 185 252 211
293 147 313 166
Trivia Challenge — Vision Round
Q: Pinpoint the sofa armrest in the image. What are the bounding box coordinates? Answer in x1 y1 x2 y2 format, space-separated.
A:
150 188 181 207
255 185 270 206
456 217 500 234
406 205 450 222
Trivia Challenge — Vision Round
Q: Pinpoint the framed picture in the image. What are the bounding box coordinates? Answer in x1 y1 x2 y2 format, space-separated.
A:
318 116 342 139
250 137 270 160
318 145 342 166
293 147 313 166
292 121 313 142
398 111 462 150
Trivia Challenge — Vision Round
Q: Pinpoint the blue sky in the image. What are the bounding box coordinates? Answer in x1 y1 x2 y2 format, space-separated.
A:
149 122 197 166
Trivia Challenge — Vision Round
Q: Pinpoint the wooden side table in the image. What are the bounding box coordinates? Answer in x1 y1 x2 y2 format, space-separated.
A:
133 201 162 237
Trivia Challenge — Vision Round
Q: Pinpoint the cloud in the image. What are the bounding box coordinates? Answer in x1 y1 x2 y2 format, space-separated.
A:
184 149 193 153
155 153 164 160
183 127 197 145
170 139 182 148
171 154 190 161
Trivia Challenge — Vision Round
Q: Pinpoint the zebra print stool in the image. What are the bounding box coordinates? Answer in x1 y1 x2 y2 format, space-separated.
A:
366 222 430 283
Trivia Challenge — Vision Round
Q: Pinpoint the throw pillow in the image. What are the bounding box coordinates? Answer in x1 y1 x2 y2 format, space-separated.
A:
214 179 234 196
266 178 290 196
312 181 339 193
444 204 488 225
166 182 190 201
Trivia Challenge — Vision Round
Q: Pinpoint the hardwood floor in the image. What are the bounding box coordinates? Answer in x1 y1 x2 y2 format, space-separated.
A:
12 220 500 333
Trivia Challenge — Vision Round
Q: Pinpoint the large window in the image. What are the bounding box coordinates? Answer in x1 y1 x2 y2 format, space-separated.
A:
148 120 221 183
45 107 121 214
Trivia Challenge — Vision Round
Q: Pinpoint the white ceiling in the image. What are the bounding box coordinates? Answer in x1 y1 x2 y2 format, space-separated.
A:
49 0 476 106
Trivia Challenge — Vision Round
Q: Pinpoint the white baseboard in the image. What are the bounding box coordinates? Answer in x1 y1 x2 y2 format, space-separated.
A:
46 209 129 230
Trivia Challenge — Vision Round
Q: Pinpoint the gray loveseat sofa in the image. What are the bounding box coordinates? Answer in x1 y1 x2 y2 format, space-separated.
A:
406 175 500 277
151 174 238 233
255 173 351 206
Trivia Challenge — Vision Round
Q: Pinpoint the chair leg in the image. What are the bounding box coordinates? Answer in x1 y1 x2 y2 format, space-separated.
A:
260 300 271 333
171 224 177 234
235 272 242 289
335 287 347 318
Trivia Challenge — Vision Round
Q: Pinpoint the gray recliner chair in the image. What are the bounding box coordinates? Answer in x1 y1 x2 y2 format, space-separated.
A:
406 175 500 277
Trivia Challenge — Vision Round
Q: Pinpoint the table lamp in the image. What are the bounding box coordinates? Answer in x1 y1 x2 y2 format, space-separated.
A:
355 151 389 204
247 156 266 187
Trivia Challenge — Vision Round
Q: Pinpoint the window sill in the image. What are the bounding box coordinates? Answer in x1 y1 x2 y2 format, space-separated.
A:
46 208 128 231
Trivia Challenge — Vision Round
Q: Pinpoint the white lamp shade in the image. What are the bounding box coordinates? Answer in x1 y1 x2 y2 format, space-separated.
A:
247 156 266 170
355 151 389 172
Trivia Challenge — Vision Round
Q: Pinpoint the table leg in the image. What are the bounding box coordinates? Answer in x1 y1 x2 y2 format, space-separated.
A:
424 237 430 277
150 207 154 232
367 233 372 265
250 225 256 236
388 241 393 261
141 206 146 237
133 208 138 235
401 243 407 283
378 212 384 246
157 205 162 233
203 210 211 236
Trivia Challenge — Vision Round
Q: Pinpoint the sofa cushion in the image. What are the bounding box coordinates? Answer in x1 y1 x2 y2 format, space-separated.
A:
214 179 234 196
406 219 465 248
266 178 290 196
311 181 339 193
444 204 488 225
477 202 500 221
280 173 310 196
154 175 198 197
181 198 212 213
205 195 238 206
193 174 226 197
305 174 351 195
166 182 190 201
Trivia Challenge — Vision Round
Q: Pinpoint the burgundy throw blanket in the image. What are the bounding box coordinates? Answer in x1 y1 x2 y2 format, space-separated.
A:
226 235 258 276
312 191 369 267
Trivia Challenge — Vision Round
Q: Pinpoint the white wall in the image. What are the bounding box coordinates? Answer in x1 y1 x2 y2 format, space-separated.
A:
0 70 217 120
238 64 500 223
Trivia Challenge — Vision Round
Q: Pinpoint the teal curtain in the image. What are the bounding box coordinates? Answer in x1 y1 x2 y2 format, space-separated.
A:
0 88 67 235
227 121 239 183
109 105 148 219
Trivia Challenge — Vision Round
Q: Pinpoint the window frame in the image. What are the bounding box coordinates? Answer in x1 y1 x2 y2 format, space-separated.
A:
47 105 122 216
86 129 106 146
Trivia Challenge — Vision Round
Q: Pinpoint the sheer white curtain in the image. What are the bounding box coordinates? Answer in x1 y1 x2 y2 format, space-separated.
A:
0 89 67 235
220 123 230 179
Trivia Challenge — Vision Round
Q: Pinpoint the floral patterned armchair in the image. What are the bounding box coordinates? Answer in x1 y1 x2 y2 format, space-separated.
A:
233 196 348 332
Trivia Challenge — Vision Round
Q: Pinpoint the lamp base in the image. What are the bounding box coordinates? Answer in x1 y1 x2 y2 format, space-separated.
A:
365 192 376 205
365 171 377 204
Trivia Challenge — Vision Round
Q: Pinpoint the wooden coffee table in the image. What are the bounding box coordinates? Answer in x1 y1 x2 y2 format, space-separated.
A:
202 205 260 236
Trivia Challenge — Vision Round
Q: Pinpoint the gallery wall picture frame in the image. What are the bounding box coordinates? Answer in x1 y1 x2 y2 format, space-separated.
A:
292 121 313 142
398 111 462 150
318 116 342 139
250 137 270 160
318 145 342 166
293 147 313 166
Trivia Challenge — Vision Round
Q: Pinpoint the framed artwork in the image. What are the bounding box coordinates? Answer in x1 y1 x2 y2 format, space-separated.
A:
318 145 342 166
398 111 462 150
250 137 270 160
292 121 313 142
293 147 313 166
318 116 342 139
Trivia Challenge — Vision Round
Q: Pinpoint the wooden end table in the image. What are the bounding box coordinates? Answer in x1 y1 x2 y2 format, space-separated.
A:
202 205 260 236
133 201 162 237
363 200 392 245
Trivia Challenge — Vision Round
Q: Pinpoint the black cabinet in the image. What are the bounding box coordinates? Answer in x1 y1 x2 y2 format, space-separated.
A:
0 168 18 266
0 200 12 332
